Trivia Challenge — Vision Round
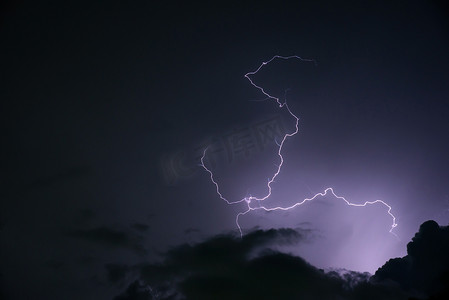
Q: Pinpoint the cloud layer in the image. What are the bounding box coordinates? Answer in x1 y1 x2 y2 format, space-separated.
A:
113 227 421 300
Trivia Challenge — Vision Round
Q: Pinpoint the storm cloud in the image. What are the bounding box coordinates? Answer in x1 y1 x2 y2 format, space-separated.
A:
373 220 449 299
113 228 415 300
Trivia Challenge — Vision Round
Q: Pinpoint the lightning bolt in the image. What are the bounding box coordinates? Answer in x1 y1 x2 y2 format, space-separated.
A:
200 55 398 238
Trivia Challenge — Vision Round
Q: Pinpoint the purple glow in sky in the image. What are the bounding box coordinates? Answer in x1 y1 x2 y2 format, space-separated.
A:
2 1 448 298
201 56 398 242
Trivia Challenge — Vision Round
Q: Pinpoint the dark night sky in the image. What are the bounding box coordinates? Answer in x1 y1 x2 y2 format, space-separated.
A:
1 1 449 299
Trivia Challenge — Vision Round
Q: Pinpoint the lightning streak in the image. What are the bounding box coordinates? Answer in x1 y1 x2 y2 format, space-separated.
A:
200 55 398 237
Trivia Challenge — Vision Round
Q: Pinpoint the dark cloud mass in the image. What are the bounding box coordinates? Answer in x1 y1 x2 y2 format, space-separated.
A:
113 227 430 300
373 220 449 299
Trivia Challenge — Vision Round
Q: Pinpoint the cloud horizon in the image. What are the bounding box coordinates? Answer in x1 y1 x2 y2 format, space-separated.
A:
112 220 449 300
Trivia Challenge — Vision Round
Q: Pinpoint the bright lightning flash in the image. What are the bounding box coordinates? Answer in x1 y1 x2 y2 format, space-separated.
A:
200 55 398 238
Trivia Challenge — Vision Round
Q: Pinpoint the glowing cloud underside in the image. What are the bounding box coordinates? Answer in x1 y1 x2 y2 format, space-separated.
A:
200 55 398 237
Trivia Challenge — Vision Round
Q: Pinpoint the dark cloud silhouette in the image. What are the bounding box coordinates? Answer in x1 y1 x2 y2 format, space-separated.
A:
114 228 409 300
373 220 449 299
65 226 146 254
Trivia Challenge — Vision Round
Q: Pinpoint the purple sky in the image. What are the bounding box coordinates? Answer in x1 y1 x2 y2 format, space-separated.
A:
1 0 448 299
